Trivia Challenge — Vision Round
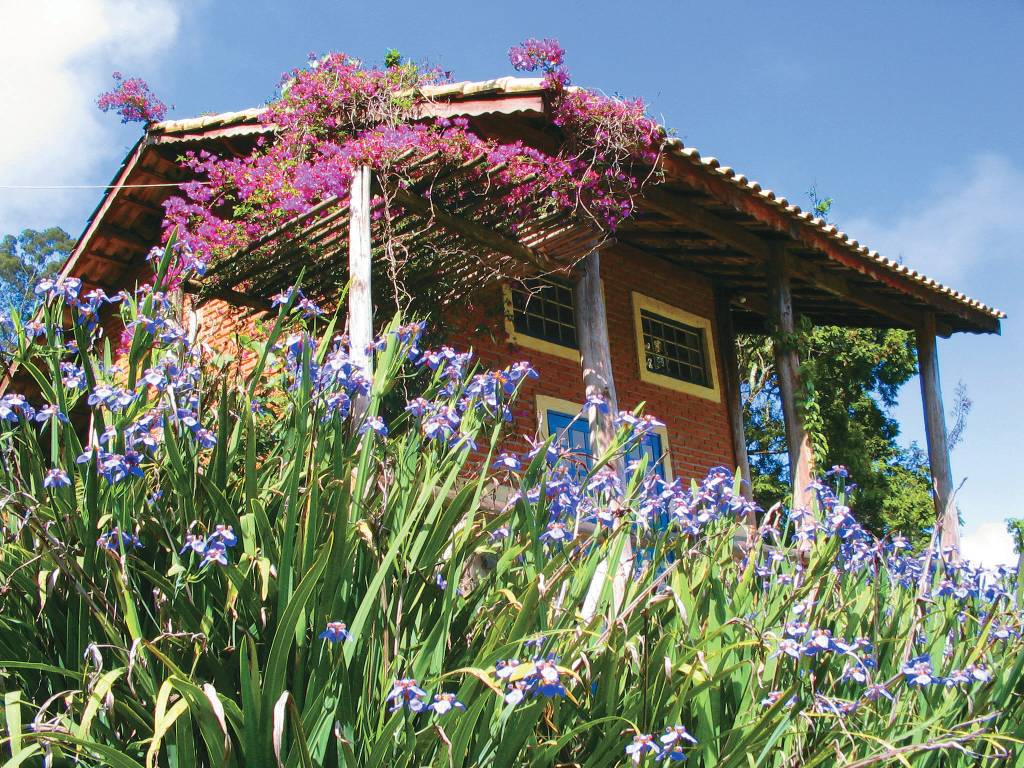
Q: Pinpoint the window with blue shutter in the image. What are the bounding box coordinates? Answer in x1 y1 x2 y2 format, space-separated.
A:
545 409 667 482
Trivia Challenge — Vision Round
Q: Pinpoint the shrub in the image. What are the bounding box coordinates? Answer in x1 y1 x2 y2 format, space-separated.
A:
0 242 1021 766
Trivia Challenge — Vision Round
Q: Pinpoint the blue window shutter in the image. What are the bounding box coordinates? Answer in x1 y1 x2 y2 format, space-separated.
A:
546 410 592 481
625 431 666 481
547 409 668 483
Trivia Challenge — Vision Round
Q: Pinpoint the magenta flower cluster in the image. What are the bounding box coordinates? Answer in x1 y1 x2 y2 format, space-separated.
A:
162 40 666 277
97 72 167 124
507 38 569 88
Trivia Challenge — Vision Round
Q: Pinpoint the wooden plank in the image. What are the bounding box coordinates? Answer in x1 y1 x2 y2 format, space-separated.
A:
574 250 632 621
348 165 373 425
641 186 771 259
642 185 950 333
790 254 941 332
98 224 151 252
766 249 815 517
917 312 960 557
660 153 1001 333
714 289 753 508
390 185 549 271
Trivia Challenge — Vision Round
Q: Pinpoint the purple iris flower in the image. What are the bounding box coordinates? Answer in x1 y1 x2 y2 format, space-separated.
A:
319 621 351 642
504 681 528 706
774 639 802 659
358 416 388 437
43 468 71 488
97 529 143 551
495 659 521 680
492 453 521 471
179 534 207 556
209 524 238 547
902 655 939 686
863 683 894 701
405 397 431 417
201 542 229 567
625 734 662 764
194 429 217 448
34 404 68 425
386 678 428 712
427 693 466 715
539 522 573 545
531 659 565 698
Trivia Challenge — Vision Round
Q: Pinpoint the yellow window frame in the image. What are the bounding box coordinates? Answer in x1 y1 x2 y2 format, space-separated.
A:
534 394 674 481
632 291 721 403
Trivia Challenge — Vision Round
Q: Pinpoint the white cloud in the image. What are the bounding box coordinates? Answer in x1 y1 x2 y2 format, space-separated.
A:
843 154 1024 286
0 0 182 235
961 521 1018 569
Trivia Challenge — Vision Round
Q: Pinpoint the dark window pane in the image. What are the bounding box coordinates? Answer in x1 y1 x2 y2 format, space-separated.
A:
510 277 578 350
639 308 711 388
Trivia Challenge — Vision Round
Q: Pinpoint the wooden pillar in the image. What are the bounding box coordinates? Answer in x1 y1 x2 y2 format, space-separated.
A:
714 290 753 508
574 250 631 620
766 248 815 512
917 312 960 556
574 251 620 457
348 165 373 424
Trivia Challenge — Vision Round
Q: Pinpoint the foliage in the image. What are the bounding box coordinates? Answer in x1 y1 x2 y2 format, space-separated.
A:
0 242 1021 766
1008 518 1024 557
97 72 168 124
0 226 75 351
740 322 936 544
161 41 662 293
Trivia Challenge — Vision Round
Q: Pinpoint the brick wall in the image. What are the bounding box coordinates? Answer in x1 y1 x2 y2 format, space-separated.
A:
189 246 738 484
447 244 738 484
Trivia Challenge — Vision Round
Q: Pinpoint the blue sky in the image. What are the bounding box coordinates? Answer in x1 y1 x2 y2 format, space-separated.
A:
2 1 1021 562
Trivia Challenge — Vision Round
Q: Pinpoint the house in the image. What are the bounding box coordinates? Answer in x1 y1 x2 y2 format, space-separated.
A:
19 77 1005 550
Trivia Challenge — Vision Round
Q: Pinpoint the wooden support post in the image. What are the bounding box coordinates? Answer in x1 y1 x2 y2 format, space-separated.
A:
715 290 753 506
766 248 815 513
348 165 373 425
715 288 759 561
917 312 960 557
574 251 632 621
574 251 619 458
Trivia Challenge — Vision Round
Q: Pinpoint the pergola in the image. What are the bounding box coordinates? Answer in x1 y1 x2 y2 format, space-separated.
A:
30 77 1004 554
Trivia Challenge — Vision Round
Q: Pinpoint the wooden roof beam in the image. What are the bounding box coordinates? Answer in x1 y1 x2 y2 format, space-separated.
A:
784 251 952 334
390 186 550 271
98 224 151 252
641 186 953 332
641 186 771 259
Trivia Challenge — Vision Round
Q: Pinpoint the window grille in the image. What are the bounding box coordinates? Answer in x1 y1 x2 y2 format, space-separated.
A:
639 309 711 388
509 278 578 349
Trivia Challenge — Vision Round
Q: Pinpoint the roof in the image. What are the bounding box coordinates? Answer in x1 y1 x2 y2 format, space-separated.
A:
57 76 1003 336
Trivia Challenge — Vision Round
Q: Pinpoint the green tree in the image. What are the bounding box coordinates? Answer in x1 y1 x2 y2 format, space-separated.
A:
0 227 75 343
740 320 935 542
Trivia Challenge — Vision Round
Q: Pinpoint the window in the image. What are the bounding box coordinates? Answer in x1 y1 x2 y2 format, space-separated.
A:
503 278 579 361
536 395 672 483
640 310 709 387
632 292 721 402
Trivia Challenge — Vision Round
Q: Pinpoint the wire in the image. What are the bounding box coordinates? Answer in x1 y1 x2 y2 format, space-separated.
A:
0 182 210 190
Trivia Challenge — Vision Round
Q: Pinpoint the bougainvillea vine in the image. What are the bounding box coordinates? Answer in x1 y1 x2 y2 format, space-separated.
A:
97 72 167 124
154 41 665 295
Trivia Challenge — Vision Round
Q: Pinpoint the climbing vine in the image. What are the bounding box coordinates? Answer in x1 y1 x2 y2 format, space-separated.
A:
158 41 664 302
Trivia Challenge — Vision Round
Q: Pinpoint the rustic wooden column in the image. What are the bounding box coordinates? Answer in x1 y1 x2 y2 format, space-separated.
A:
574 251 620 457
348 165 373 424
715 290 757 560
714 290 753 508
917 312 960 556
766 248 815 512
574 250 631 620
